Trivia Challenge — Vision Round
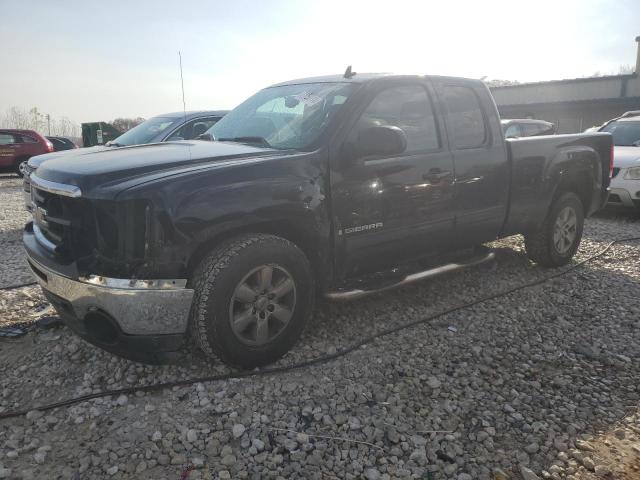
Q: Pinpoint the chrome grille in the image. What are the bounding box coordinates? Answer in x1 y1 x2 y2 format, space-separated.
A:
31 187 70 250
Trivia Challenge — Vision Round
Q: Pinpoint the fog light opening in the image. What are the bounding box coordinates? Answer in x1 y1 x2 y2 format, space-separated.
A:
83 310 119 344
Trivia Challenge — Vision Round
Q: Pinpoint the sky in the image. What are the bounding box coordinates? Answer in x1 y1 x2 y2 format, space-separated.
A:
1 0 639 124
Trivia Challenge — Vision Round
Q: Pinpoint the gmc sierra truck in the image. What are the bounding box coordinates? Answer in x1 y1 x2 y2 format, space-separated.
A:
23 73 613 368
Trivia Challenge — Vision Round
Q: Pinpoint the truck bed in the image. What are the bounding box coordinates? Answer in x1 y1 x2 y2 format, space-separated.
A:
502 132 612 235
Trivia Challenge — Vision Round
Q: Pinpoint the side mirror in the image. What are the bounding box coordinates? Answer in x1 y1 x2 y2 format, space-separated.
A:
358 126 407 158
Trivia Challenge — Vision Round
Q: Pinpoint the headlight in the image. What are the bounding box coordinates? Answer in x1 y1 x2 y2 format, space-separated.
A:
624 166 640 180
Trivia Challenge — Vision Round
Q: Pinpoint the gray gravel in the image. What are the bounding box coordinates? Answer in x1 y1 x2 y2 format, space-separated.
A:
0 174 46 328
0 175 639 479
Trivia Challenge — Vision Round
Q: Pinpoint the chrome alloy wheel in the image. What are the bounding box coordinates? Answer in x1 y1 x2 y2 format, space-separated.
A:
228 265 296 346
553 206 577 255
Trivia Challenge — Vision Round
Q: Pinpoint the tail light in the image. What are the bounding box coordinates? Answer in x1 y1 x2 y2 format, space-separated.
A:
609 144 614 178
45 140 54 152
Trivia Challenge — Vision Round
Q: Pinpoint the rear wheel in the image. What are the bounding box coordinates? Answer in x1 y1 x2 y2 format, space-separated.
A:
189 233 314 368
524 192 584 267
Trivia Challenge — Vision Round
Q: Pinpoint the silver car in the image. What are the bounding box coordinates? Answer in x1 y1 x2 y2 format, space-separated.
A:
600 111 640 210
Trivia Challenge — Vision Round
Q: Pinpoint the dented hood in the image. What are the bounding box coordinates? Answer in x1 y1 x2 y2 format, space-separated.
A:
27 145 110 169
33 140 282 198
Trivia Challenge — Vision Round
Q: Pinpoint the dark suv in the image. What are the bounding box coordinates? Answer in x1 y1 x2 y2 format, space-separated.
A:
0 129 54 176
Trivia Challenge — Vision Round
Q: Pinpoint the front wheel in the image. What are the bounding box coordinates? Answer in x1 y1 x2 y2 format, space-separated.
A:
189 233 314 368
15 160 26 178
524 192 584 267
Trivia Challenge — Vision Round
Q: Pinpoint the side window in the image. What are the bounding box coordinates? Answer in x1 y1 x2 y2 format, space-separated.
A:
441 85 487 149
19 134 38 143
188 117 220 139
0 133 16 145
504 124 522 138
168 117 221 140
538 123 555 135
350 85 440 154
522 123 542 137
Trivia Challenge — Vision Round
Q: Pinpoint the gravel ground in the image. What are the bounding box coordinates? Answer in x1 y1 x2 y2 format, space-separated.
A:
0 174 639 480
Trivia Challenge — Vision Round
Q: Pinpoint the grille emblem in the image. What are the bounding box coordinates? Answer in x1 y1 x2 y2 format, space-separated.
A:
34 206 48 226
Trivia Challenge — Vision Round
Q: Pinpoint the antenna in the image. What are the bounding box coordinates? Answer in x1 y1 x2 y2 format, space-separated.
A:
179 51 187 125
344 65 356 79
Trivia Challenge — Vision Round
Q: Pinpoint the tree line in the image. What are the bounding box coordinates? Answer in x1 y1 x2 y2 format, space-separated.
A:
0 106 146 138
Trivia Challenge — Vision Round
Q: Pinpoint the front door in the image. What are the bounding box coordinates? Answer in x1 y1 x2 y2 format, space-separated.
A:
0 132 19 168
331 79 456 277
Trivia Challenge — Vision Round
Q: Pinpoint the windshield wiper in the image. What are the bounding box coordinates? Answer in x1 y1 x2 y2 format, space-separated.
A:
218 136 271 148
106 142 125 147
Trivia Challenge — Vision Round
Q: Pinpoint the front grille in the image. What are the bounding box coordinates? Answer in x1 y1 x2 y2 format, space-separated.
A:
612 167 621 178
31 186 73 250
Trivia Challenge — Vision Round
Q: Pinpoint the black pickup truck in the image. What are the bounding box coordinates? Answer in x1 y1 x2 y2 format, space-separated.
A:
23 73 613 367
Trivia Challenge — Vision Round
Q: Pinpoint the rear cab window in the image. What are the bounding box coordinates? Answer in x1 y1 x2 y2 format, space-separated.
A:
441 85 488 149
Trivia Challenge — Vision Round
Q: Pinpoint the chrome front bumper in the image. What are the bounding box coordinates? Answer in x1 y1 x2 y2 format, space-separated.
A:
26 256 194 335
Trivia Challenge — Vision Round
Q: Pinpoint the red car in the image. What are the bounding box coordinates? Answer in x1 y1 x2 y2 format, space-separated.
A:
0 129 54 177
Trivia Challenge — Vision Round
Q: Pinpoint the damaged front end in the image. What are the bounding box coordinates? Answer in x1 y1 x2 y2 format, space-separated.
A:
23 174 193 362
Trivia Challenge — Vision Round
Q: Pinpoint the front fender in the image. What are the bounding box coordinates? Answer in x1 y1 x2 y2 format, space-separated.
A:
119 152 331 279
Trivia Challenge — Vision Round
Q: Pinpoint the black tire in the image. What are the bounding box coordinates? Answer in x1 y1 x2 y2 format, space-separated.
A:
189 233 314 368
524 192 584 267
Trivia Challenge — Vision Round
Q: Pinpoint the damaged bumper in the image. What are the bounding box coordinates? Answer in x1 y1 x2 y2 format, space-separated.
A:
24 227 194 362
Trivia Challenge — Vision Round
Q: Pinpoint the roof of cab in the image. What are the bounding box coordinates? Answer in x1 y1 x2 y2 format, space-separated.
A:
269 73 394 87
269 73 485 88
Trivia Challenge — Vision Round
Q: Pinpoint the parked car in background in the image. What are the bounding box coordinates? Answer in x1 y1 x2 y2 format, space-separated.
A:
81 122 122 147
107 110 229 147
23 72 612 367
0 129 54 176
599 110 640 210
46 136 78 151
501 119 556 138
23 110 228 210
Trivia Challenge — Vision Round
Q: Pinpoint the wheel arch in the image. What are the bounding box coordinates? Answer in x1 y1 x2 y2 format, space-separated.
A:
552 168 593 214
185 219 332 290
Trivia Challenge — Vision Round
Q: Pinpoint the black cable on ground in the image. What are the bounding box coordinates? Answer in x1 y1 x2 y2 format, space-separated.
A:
0 281 37 291
1 236 639 420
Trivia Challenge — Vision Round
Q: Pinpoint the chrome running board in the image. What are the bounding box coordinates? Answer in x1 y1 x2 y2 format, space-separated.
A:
325 250 495 301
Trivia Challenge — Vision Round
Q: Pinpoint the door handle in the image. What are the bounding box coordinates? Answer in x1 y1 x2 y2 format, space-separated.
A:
423 168 451 183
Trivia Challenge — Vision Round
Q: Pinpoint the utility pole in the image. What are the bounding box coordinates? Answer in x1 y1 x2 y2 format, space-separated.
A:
46 114 51 135
179 51 186 126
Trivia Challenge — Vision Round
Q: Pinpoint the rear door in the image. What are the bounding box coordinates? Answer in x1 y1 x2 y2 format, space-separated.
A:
331 78 456 276
16 133 43 156
432 78 509 245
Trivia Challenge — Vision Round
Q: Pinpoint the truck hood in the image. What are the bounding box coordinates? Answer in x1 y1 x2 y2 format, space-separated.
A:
33 141 283 197
613 146 640 168
27 145 110 169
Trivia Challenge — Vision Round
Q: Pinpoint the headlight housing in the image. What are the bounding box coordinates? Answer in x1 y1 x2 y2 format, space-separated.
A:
624 166 640 180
